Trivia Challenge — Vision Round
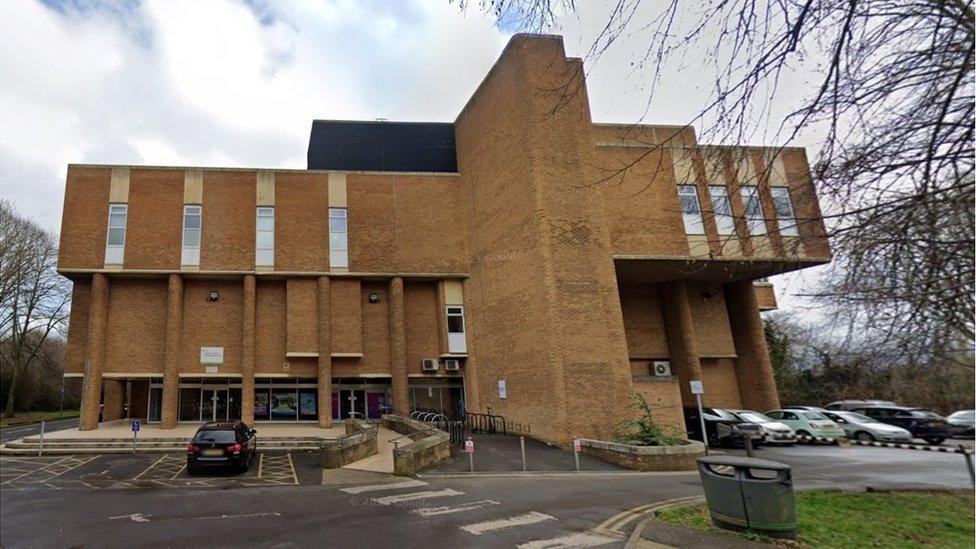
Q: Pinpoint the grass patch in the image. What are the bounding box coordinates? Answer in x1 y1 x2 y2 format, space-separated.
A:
0 410 80 428
656 491 975 548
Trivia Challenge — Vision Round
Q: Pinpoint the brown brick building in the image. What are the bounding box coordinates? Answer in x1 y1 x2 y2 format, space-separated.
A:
59 34 829 444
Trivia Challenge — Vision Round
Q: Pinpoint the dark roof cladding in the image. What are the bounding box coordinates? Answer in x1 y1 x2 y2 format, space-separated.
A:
307 120 457 172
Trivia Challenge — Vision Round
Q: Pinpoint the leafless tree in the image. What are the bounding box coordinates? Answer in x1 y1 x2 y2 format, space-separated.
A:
459 0 975 361
0 199 71 417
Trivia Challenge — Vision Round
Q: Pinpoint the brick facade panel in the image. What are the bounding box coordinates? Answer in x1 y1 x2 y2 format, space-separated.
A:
59 167 111 269
123 169 182 270
200 171 255 271
275 172 329 271
181 279 243 374
104 278 167 373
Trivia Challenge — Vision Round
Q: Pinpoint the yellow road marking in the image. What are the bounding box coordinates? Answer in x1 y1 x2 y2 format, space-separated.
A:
285 453 298 485
133 455 168 480
257 452 264 478
0 456 72 485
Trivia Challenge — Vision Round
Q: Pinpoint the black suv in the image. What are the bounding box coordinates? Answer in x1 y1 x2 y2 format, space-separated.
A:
684 407 764 448
851 406 950 445
187 421 257 474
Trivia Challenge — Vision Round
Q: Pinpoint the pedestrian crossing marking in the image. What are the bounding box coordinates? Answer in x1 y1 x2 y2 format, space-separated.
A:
517 532 617 548
413 499 501 517
340 478 428 494
461 511 556 535
371 488 464 505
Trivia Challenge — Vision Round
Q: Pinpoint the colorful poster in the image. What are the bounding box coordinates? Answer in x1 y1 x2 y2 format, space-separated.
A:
299 392 317 416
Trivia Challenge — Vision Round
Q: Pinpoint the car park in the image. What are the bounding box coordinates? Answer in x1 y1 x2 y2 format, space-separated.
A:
946 410 975 438
186 421 257 474
765 409 846 440
822 411 913 442
684 407 764 448
824 399 897 411
782 405 827 412
851 406 951 445
729 410 796 444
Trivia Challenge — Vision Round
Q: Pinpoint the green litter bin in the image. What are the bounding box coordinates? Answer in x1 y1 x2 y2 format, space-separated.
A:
697 455 796 538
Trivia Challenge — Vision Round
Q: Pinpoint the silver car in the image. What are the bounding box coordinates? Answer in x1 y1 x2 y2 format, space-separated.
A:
823 411 912 442
730 410 797 445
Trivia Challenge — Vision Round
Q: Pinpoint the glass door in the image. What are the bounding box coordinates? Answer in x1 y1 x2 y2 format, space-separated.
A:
201 389 216 422
339 389 366 419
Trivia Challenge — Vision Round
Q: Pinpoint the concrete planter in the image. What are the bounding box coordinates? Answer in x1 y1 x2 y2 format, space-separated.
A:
381 414 451 476
577 438 705 471
320 419 378 469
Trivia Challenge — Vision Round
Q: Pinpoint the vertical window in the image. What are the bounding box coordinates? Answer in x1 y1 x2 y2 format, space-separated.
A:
739 186 767 236
181 205 201 266
446 306 467 353
256 207 274 267
677 185 704 235
329 208 348 268
770 187 799 236
104 204 127 264
708 186 736 236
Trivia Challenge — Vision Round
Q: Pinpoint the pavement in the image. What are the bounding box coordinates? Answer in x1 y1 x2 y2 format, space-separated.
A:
1 439 972 548
0 417 79 444
429 433 625 473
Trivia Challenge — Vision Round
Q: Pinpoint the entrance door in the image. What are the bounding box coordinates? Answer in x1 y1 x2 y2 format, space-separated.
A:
339 389 366 419
201 389 229 422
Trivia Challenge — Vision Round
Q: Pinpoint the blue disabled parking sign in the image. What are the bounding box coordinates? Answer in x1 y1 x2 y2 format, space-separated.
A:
131 420 140 432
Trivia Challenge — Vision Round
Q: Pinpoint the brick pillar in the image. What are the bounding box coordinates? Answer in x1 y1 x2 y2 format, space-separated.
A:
101 379 125 422
161 274 183 429
660 280 703 407
79 273 110 430
241 275 256 424
388 277 409 414
724 281 780 410
317 276 333 427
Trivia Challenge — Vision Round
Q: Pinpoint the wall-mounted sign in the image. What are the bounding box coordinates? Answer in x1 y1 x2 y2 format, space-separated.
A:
498 379 507 399
200 347 224 365
205 366 219 374
690 380 704 395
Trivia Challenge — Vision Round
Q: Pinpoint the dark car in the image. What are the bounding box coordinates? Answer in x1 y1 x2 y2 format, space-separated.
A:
187 421 257 474
946 410 975 438
851 406 951 445
684 407 764 448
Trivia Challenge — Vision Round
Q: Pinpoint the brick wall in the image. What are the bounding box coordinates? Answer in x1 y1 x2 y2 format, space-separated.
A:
123 169 182 270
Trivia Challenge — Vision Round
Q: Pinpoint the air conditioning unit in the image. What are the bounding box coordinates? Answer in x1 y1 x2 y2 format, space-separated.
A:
444 359 461 371
421 358 439 372
652 360 672 377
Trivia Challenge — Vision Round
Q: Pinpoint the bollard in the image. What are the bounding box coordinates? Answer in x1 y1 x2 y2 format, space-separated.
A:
38 421 45 456
573 437 580 472
961 445 974 485
520 436 526 472
744 436 755 457
132 429 137 455
465 436 475 472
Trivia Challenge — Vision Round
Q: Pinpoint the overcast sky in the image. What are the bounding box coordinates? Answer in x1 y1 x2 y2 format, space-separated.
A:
0 0 825 311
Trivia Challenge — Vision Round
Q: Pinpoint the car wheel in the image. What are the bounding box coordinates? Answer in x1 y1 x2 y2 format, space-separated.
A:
797 430 811 438
186 464 197 476
923 437 945 445
239 459 250 474
854 431 875 442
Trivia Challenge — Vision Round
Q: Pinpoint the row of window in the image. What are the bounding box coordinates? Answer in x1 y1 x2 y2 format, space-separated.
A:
677 185 798 237
103 205 350 268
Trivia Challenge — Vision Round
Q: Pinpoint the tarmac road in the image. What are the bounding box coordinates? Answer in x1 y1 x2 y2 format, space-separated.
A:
0 417 79 444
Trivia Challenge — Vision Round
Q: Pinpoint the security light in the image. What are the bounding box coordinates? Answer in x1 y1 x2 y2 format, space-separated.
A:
207 291 219 301
368 293 380 303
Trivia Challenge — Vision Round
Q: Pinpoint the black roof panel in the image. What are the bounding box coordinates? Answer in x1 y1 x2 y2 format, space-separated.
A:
307 120 457 173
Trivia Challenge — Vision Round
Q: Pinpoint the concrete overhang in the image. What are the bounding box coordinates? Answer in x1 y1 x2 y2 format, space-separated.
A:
613 256 829 284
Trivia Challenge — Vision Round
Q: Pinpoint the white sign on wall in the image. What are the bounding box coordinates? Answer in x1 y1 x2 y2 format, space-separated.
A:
200 347 224 365
498 379 507 399
690 380 704 395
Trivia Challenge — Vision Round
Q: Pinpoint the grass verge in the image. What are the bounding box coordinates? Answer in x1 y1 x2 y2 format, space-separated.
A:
656 490 975 548
0 410 80 428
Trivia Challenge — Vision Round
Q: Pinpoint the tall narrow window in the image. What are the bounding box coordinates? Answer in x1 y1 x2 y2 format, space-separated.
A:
708 186 736 236
329 208 348 268
677 185 704 235
255 207 274 267
104 204 127 264
446 306 467 353
770 187 799 236
181 205 201 266
739 186 767 236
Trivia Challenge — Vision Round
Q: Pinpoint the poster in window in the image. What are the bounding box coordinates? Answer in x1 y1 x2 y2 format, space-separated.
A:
299 391 317 416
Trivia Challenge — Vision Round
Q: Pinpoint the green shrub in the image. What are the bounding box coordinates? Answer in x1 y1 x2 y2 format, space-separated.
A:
614 392 684 446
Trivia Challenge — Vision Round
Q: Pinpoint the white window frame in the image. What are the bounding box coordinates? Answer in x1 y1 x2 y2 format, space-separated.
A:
181 204 201 266
770 187 799 236
104 203 127 264
677 185 705 235
329 208 348 269
446 306 467 353
255 206 274 267
739 186 768 236
708 186 736 236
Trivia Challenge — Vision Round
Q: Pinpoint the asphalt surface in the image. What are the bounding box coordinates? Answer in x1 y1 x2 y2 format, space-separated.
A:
432 433 625 472
2 441 972 548
0 417 80 444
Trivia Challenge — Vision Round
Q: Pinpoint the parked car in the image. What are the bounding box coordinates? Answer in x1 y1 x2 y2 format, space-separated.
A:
946 410 975 438
822 411 912 442
851 406 951 445
765 409 846 440
729 410 796 444
782 405 827 412
187 421 257 474
684 407 764 448
825 399 897 411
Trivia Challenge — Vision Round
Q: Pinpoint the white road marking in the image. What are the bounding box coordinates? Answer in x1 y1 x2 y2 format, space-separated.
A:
340 479 428 494
109 512 281 524
371 488 464 505
413 499 501 517
110 513 151 523
517 533 617 548
193 512 281 521
461 511 556 535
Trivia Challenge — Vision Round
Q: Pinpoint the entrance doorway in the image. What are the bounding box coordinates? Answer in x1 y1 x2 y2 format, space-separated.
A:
201 389 228 422
339 389 365 419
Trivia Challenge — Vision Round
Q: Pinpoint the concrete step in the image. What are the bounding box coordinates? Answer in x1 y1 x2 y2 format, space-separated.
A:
19 437 332 444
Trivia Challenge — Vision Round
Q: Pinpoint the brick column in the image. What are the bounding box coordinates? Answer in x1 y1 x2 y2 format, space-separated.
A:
388 277 409 414
660 280 703 407
241 275 256 424
79 273 110 431
724 281 780 410
161 274 183 428
317 276 332 427
102 379 125 422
